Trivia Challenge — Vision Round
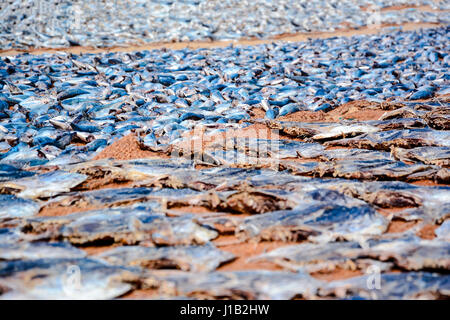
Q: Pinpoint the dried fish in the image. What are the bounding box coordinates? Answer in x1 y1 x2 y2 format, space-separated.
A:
392 147 450 167
0 164 35 182
1 0 448 49
331 159 436 181
319 272 450 299
45 187 200 210
253 235 450 273
0 171 87 199
237 190 388 243
209 138 325 159
154 270 323 299
0 258 137 299
197 214 244 234
0 242 86 261
0 195 40 218
435 220 450 241
0 21 449 301
319 149 392 162
423 107 450 130
58 211 218 246
95 244 234 272
250 241 370 273
360 237 450 271
325 129 450 151
311 124 379 141
176 188 299 215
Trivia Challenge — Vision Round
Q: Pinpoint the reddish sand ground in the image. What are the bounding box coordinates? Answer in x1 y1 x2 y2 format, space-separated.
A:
386 219 418 233
38 203 105 217
94 134 169 161
214 236 292 272
416 224 438 240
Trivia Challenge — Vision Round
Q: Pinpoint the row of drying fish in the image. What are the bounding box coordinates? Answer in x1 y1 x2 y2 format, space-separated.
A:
0 0 449 49
0 27 449 169
0 157 449 299
1 260 448 299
